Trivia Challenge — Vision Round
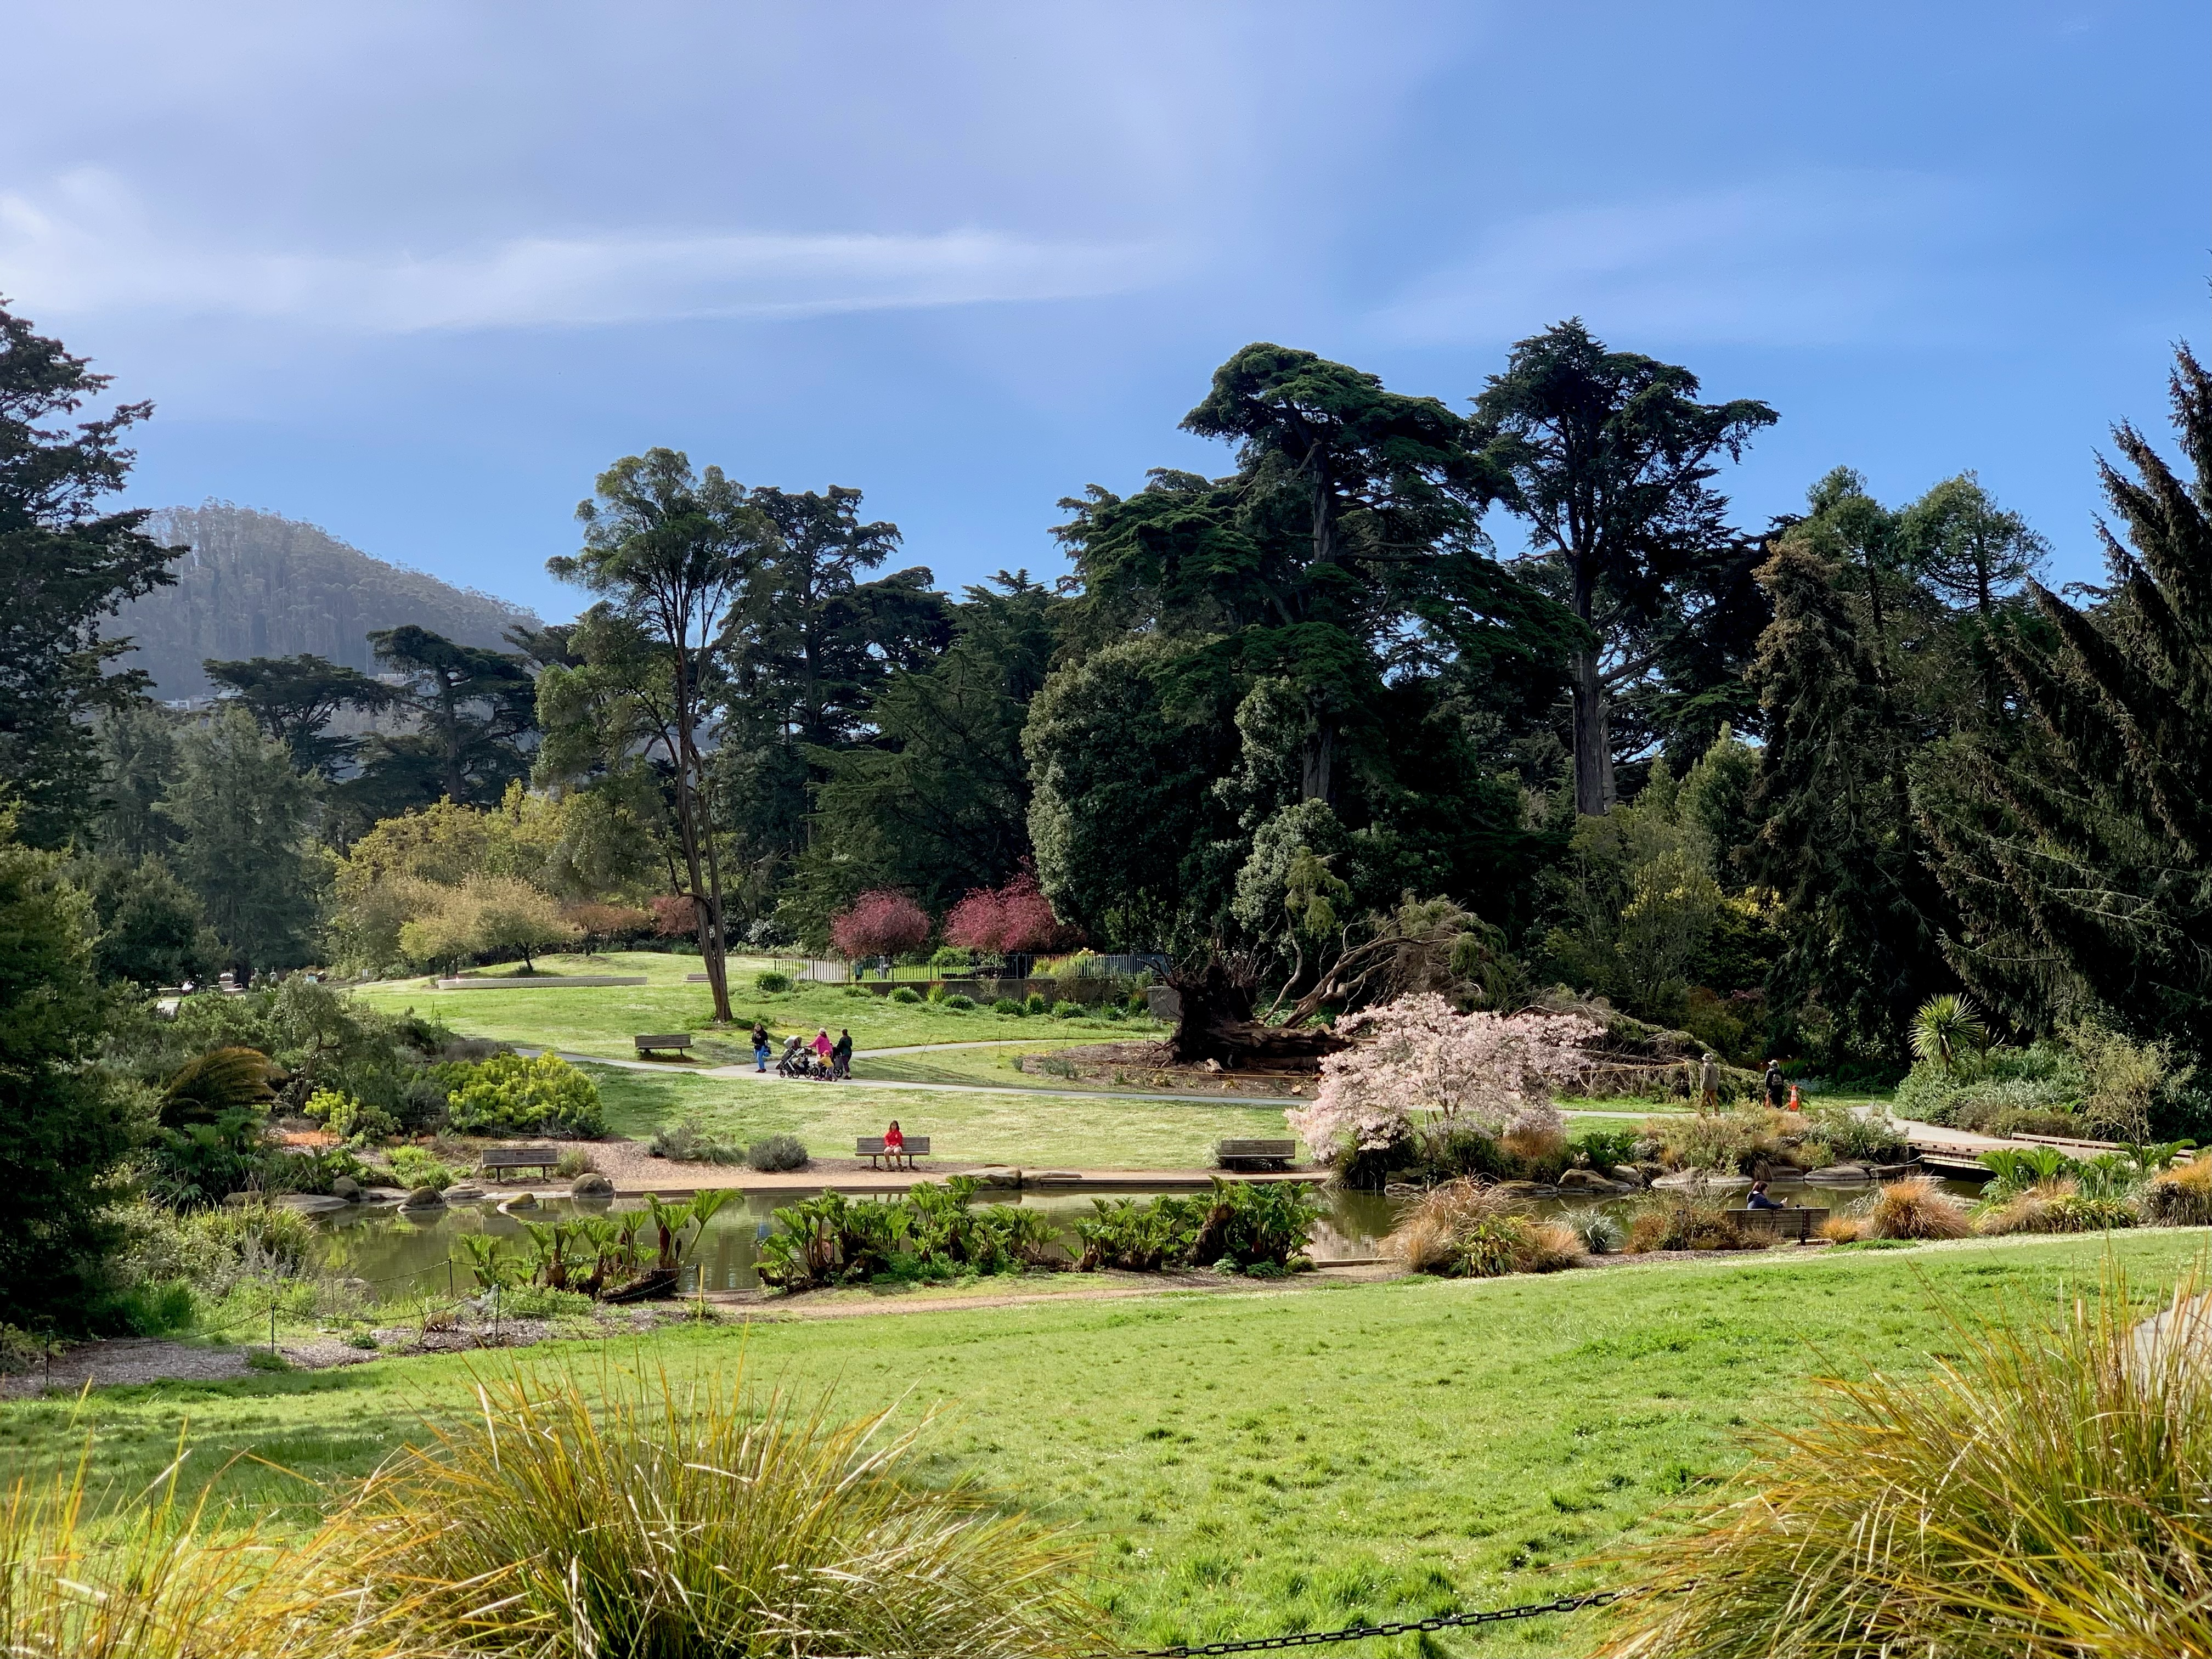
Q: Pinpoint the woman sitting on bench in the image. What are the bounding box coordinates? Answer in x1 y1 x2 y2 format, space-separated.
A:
883 1120 905 1165
1747 1179 1788 1209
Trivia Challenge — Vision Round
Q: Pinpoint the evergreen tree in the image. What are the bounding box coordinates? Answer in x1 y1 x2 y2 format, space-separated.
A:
0 302 179 847
203 652 398 778
1470 320 1776 815
0 815 144 1329
96 701 182 861
364 625 536 806
160 707 323 977
1921 348 2212 1064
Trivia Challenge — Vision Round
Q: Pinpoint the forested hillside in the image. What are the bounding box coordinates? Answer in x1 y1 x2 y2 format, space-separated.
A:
110 503 539 699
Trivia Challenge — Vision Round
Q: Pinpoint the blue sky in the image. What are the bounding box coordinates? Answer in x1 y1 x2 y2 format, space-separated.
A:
5 1 2204 620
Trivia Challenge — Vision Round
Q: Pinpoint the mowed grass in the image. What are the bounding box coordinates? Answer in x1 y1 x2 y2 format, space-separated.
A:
5 1231 2202 1656
589 1068 1302 1169
353 950 1149 1061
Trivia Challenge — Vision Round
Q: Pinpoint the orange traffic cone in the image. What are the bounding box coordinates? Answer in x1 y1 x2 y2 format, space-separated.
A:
1787 1082 1802 1111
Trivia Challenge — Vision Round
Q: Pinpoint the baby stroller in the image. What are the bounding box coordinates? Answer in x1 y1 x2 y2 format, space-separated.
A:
776 1037 826 1079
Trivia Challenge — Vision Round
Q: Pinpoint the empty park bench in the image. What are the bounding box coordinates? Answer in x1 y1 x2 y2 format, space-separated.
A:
1731 1205 1828 1244
1216 1138 1298 1172
857 1135 929 1170
633 1034 695 1059
478 1145 563 1181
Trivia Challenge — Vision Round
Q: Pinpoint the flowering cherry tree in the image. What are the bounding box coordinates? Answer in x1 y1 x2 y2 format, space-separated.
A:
1286 994 1602 1160
829 890 932 962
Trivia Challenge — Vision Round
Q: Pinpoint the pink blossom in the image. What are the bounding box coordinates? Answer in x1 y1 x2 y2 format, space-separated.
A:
829 890 932 961
1286 994 1601 1160
943 870 1077 956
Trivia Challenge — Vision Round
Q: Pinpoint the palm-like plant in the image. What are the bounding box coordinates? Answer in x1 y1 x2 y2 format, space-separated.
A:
1909 994 1987 1074
160 1047 277 1127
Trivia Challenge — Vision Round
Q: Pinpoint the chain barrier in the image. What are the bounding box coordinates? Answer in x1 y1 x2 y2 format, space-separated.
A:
1103 1585 1670 1657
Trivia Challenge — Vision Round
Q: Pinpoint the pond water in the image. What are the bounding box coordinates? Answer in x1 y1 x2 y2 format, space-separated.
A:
313 1172 1972 1299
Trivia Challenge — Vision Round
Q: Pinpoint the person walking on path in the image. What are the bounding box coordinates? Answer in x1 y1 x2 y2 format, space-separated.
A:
1697 1051 1720 1112
831 1028 853 1080
752 1023 771 1073
812 1028 833 1067
1765 1059 1788 1109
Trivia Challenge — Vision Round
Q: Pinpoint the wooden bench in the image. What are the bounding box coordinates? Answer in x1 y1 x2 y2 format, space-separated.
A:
857 1135 929 1170
1731 1205 1828 1244
1217 1138 1297 1172
478 1145 562 1180
633 1034 695 1058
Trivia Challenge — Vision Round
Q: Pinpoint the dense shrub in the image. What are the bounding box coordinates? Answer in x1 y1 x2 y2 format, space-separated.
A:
646 1116 744 1164
1976 1186 2141 1235
889 986 922 1005
991 997 1024 1015
1575 1127 1643 1170
387 1144 457 1191
748 1133 810 1172
1798 1099 1908 1161
1073 1180 1323 1274
1623 1193 1761 1252
943 993 975 1011
1024 993 1048 1015
754 970 792 994
1051 1000 1082 1019
758 1178 1068 1289
443 1052 606 1137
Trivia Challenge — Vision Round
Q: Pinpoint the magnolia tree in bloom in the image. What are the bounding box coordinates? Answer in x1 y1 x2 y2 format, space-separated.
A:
1285 994 1602 1161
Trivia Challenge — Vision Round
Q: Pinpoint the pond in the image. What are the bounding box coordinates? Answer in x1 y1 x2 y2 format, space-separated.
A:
312 1172 1969 1298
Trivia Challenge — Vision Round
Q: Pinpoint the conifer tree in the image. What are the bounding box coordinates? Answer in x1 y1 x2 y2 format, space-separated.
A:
1921 348 2212 1063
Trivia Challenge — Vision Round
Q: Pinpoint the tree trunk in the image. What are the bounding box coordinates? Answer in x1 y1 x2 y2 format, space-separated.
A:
1299 718 1336 803
1168 960 1347 1070
1571 646 1611 816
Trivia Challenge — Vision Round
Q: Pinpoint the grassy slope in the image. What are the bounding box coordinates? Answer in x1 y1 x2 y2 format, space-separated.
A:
589 1068 1302 1168
353 950 1153 1061
7 1231 2202 1656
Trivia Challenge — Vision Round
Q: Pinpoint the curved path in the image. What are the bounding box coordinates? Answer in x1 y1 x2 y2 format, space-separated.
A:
522 1043 1653 1116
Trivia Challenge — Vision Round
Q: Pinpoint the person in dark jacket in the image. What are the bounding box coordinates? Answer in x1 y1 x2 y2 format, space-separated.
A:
1765 1060 1788 1109
831 1028 854 1080
752 1023 771 1073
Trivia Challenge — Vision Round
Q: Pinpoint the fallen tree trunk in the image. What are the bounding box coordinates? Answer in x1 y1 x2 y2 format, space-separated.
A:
1168 960 1346 1070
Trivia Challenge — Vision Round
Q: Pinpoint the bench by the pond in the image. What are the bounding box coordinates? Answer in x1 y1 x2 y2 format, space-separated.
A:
478 1145 563 1180
633 1034 695 1058
1216 1138 1297 1171
857 1135 929 1170
1732 1205 1827 1244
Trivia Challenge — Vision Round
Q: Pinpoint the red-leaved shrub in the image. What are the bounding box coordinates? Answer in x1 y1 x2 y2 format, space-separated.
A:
830 891 932 961
651 893 698 937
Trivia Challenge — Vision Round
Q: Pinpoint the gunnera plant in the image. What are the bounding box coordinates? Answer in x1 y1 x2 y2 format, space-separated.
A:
747 1133 810 1173
339 1362 1097 1657
1596 1268 2212 1658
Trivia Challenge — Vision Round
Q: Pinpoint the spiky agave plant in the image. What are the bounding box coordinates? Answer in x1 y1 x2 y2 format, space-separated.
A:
1597 1266 2212 1658
338 1359 1097 1658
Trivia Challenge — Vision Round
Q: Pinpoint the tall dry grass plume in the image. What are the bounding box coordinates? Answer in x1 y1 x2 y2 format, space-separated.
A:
1383 1179 1578 1277
2146 1155 2212 1225
1598 1263 2212 1659
340 1359 1096 1658
1864 1176 1972 1240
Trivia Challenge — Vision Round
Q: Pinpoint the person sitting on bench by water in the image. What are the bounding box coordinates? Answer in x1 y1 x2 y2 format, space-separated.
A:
1747 1179 1788 1209
884 1119 905 1163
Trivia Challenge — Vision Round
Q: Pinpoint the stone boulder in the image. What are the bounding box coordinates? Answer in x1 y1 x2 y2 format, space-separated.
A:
330 1175 362 1201
1493 1179 1560 1199
1558 1167 1633 1194
1803 1163 1872 1184
569 1172 616 1197
401 1185 447 1209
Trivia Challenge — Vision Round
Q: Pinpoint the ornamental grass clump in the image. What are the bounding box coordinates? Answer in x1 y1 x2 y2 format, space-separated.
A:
1976 1182 2140 1236
1864 1176 1972 1240
1622 1192 1759 1253
1383 1179 1579 1277
1596 1268 2212 1659
0 1454 433 1658
343 1362 1094 1659
2145 1155 2212 1226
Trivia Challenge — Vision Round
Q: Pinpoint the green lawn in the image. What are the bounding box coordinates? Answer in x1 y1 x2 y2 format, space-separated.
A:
7 1230 2202 1655
353 950 1155 1061
589 1067 1302 1169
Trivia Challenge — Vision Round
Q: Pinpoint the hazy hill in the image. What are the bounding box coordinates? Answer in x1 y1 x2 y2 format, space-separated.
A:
108 502 542 700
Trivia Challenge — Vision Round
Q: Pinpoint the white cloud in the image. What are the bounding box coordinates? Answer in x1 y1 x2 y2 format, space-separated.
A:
1374 171 1989 348
0 169 1167 332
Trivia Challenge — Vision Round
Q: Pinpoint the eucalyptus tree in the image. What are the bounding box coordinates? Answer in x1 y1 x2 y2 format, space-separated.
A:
549 449 776 1022
1471 320 1776 815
